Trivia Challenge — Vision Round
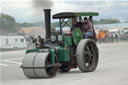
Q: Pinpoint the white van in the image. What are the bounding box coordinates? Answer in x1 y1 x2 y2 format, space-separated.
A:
0 35 27 49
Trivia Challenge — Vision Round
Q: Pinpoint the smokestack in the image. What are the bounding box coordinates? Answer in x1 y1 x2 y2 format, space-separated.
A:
44 9 51 39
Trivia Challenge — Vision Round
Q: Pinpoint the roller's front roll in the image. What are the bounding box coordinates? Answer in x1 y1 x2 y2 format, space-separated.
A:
21 52 57 78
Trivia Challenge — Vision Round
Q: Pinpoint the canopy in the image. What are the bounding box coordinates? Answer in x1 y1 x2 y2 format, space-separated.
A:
53 12 99 19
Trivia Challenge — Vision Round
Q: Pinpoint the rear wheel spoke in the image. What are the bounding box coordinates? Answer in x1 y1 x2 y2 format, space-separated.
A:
83 51 88 55
86 45 90 51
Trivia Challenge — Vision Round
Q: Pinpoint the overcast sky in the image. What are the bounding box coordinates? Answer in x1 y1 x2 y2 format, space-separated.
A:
1 0 128 23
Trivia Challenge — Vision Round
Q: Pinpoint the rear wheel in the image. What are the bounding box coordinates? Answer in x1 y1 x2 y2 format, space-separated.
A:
76 39 99 72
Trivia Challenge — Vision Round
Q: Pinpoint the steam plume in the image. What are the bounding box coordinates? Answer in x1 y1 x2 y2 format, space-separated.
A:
32 0 53 9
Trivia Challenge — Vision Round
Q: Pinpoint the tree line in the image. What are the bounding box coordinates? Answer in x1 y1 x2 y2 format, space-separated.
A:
0 13 17 35
93 18 121 24
0 13 35 35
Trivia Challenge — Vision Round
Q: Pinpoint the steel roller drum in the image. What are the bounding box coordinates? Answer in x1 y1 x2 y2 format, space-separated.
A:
22 52 49 78
22 53 38 78
34 52 50 78
72 28 83 45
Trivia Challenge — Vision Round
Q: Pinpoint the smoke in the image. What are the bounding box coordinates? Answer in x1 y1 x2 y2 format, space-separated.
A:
31 0 53 22
32 0 53 9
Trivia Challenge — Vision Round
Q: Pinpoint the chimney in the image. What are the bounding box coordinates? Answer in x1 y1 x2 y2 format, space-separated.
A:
44 9 51 39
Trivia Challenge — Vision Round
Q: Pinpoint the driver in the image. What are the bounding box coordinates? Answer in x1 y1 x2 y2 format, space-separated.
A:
71 18 83 31
82 17 93 39
70 18 77 31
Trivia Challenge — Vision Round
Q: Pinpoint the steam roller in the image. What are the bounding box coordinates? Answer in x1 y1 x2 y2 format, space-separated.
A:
21 9 99 78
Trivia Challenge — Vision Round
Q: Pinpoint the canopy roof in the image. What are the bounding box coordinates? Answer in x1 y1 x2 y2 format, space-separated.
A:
53 12 99 19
